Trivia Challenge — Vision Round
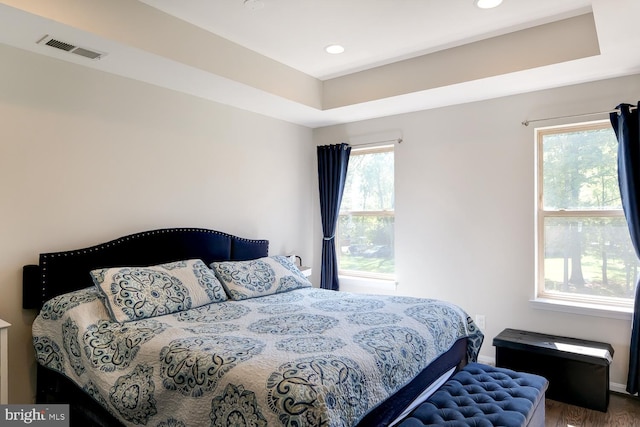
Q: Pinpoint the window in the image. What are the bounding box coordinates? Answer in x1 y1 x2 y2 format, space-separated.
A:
536 120 638 308
338 145 394 279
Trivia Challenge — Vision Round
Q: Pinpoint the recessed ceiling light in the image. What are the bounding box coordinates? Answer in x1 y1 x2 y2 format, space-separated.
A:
244 0 264 11
325 44 345 54
475 0 503 9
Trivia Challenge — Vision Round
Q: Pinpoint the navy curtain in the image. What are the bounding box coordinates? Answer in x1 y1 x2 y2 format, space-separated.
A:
317 143 351 291
610 102 640 395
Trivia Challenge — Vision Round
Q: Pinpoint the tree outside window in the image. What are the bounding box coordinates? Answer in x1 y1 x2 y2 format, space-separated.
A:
537 121 638 306
338 145 394 279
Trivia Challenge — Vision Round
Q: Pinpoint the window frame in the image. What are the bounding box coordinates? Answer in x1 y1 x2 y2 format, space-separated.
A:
337 144 395 281
535 119 635 310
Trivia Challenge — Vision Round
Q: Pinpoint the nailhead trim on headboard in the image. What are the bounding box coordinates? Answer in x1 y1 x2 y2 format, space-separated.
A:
37 228 269 307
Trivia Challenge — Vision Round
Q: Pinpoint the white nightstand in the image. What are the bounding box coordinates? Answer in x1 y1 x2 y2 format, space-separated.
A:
0 319 9 404
300 266 312 277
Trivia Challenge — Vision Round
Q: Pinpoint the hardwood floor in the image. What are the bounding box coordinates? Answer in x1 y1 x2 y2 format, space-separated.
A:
545 393 640 426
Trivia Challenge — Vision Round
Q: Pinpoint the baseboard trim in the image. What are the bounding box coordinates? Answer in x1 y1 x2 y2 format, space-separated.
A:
610 382 629 395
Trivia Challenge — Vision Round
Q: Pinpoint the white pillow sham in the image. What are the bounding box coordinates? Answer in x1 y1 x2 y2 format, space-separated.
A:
210 255 311 301
91 259 227 322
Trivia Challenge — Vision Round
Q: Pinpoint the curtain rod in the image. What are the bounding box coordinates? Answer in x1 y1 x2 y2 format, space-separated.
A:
350 138 402 148
522 106 638 126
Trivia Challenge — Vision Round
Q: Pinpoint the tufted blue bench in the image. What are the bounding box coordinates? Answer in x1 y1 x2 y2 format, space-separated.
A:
396 363 549 427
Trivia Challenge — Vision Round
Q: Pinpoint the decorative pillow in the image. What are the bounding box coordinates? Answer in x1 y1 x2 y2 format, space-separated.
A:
91 259 227 322
211 255 312 301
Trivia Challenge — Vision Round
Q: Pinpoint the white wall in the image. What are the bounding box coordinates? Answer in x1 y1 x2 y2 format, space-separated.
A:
313 74 640 390
3 35 639 404
0 43 315 404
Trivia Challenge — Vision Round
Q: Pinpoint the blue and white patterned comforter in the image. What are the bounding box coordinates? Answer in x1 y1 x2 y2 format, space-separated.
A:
32 287 483 427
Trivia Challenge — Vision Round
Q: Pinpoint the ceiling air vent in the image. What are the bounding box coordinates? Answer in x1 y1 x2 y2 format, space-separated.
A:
36 35 106 60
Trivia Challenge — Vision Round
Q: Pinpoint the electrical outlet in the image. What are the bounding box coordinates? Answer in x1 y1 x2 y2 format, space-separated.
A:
475 314 486 330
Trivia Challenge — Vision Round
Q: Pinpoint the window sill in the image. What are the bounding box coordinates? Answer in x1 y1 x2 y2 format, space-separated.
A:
529 298 632 321
338 275 397 294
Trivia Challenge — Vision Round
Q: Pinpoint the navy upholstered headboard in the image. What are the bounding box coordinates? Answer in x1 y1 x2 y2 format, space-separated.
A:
23 228 269 310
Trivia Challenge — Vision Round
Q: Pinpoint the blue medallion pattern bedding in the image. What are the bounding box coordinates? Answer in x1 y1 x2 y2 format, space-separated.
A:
211 255 312 300
92 259 228 322
33 286 483 427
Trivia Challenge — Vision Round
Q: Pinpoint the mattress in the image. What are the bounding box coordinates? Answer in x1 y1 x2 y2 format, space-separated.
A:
32 286 483 427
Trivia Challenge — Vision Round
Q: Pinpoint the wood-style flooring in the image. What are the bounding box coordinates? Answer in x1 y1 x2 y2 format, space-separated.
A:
545 393 640 426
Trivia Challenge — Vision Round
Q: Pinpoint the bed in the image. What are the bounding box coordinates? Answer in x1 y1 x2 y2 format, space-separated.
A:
24 227 484 427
